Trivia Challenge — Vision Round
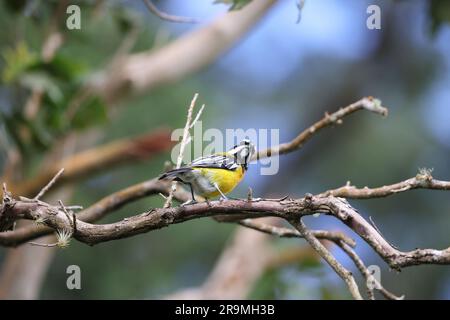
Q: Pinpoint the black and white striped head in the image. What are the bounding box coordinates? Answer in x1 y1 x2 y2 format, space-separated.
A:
229 139 255 170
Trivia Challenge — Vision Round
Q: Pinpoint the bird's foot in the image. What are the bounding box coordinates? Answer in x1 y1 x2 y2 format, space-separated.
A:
181 199 198 207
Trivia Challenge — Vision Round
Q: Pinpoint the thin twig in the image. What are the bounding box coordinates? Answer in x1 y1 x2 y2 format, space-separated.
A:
254 96 387 161
28 241 58 247
238 219 356 247
338 241 404 300
164 93 200 208
34 168 64 200
141 0 198 24
189 104 205 129
289 218 363 300
319 170 450 199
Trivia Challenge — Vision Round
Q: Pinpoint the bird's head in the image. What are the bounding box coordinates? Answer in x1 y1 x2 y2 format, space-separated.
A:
228 139 255 171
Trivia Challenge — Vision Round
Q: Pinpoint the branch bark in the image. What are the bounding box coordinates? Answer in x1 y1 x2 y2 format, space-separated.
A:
319 170 450 199
2 188 449 272
254 96 387 160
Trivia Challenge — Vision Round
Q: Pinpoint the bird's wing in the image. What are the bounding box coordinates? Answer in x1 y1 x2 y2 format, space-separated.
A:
190 154 239 170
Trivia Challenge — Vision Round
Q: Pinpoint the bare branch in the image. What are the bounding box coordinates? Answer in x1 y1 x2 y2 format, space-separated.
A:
337 241 404 300
289 218 363 300
0 178 190 246
319 171 450 199
254 96 388 160
238 218 356 247
141 0 198 24
164 93 200 208
2 189 449 271
240 217 402 300
34 168 65 200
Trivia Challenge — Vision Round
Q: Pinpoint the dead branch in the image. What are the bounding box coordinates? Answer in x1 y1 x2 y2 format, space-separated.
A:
0 177 192 246
319 169 450 199
254 96 387 160
337 240 403 300
2 186 449 273
164 93 202 208
238 218 356 247
289 218 363 300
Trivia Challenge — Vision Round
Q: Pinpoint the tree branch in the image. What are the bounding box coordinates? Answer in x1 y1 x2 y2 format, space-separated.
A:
238 218 356 247
337 240 403 300
164 93 202 208
2 186 449 273
254 96 387 160
238 217 403 300
319 169 450 199
289 218 363 300
0 177 191 246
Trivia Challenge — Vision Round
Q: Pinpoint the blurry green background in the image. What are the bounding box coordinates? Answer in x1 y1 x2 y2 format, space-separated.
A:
0 0 449 299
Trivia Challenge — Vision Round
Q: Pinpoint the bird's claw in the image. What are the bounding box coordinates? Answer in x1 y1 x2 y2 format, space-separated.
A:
181 199 197 207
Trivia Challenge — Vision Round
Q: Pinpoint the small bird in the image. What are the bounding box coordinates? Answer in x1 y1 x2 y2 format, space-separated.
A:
159 139 255 204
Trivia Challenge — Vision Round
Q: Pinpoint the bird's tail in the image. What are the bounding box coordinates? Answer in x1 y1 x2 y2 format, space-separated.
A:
158 167 192 180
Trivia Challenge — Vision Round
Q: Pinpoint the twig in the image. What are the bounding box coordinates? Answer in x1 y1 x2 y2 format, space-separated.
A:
190 104 205 129
34 168 64 200
254 96 388 160
141 0 198 24
319 170 450 199
289 218 363 300
28 242 58 248
338 241 404 300
164 93 200 208
2 186 450 270
28 229 72 249
238 219 356 247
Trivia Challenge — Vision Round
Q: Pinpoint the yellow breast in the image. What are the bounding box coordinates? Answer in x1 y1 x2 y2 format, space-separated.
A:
193 166 244 198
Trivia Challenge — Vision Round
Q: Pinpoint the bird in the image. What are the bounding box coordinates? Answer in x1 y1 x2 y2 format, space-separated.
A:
159 139 255 204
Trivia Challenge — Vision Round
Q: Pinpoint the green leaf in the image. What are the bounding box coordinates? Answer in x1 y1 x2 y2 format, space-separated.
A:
72 96 108 129
214 0 252 10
